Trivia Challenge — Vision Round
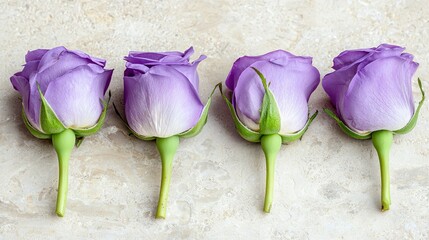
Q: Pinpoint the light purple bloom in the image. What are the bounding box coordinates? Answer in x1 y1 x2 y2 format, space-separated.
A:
322 44 418 132
225 50 320 135
10 46 113 131
124 47 206 138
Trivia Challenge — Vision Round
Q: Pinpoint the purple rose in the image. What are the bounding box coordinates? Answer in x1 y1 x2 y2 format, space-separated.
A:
322 44 425 211
124 47 206 138
10 46 113 217
123 47 216 219
322 44 418 132
225 50 320 135
222 50 320 213
10 46 113 132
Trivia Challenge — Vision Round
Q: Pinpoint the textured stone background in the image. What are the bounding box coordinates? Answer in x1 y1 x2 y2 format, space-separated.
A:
1 0 428 239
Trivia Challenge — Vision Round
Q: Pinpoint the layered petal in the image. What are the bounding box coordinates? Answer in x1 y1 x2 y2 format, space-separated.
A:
322 63 360 114
125 47 194 66
11 47 112 131
323 44 409 111
43 64 113 128
168 54 206 91
234 57 320 134
124 47 204 91
25 49 49 62
124 65 204 138
341 57 417 132
33 47 97 92
225 50 309 91
333 44 404 70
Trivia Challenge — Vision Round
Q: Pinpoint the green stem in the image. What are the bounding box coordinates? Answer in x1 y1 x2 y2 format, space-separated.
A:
260 134 282 213
51 129 75 217
155 136 179 219
371 130 393 211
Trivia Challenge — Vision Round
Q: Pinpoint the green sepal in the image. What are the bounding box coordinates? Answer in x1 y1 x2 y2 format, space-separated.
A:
324 108 371 140
38 85 66 135
112 102 156 141
21 106 51 139
279 110 318 143
73 91 111 137
394 78 425 135
76 137 84 147
218 83 262 142
179 83 220 138
252 67 281 135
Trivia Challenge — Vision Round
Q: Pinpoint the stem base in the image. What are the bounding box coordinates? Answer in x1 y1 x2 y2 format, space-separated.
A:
371 130 393 212
261 134 282 213
52 129 75 217
155 136 179 219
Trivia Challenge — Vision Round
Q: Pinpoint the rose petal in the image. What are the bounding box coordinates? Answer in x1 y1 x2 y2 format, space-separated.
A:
33 47 94 92
43 64 112 128
126 47 194 66
124 65 203 138
341 57 417 132
10 75 41 129
25 49 49 62
323 44 410 112
169 54 206 92
68 49 106 67
225 50 306 91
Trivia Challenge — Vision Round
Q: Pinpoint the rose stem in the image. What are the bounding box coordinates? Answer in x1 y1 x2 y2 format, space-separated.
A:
371 130 393 211
52 129 75 217
261 134 282 213
155 136 179 219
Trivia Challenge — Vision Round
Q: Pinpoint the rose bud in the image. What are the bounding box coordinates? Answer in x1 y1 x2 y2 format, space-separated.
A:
118 47 218 219
322 44 425 211
220 50 320 212
10 46 113 216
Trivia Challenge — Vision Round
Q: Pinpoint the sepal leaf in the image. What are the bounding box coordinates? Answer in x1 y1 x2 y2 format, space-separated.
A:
279 111 318 143
38 85 66 135
21 107 51 139
252 67 281 135
218 83 262 142
394 78 425 135
179 83 220 138
324 108 371 140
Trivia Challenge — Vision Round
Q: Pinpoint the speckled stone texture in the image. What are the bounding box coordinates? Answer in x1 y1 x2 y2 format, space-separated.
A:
0 0 428 239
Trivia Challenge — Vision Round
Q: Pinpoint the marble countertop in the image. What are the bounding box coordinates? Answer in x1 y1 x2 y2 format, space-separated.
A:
1 0 428 239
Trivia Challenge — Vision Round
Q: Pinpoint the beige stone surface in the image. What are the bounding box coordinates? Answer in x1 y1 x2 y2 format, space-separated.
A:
1 0 428 239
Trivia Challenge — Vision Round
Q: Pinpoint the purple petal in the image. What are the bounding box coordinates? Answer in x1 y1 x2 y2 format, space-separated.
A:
125 62 150 75
68 49 106 67
17 60 40 79
333 44 405 70
25 49 49 62
126 47 194 66
333 50 370 70
322 64 360 113
10 75 40 129
31 47 94 92
225 50 311 91
234 58 320 134
43 64 112 128
124 65 203 137
323 44 409 110
341 57 417 132
169 54 206 92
